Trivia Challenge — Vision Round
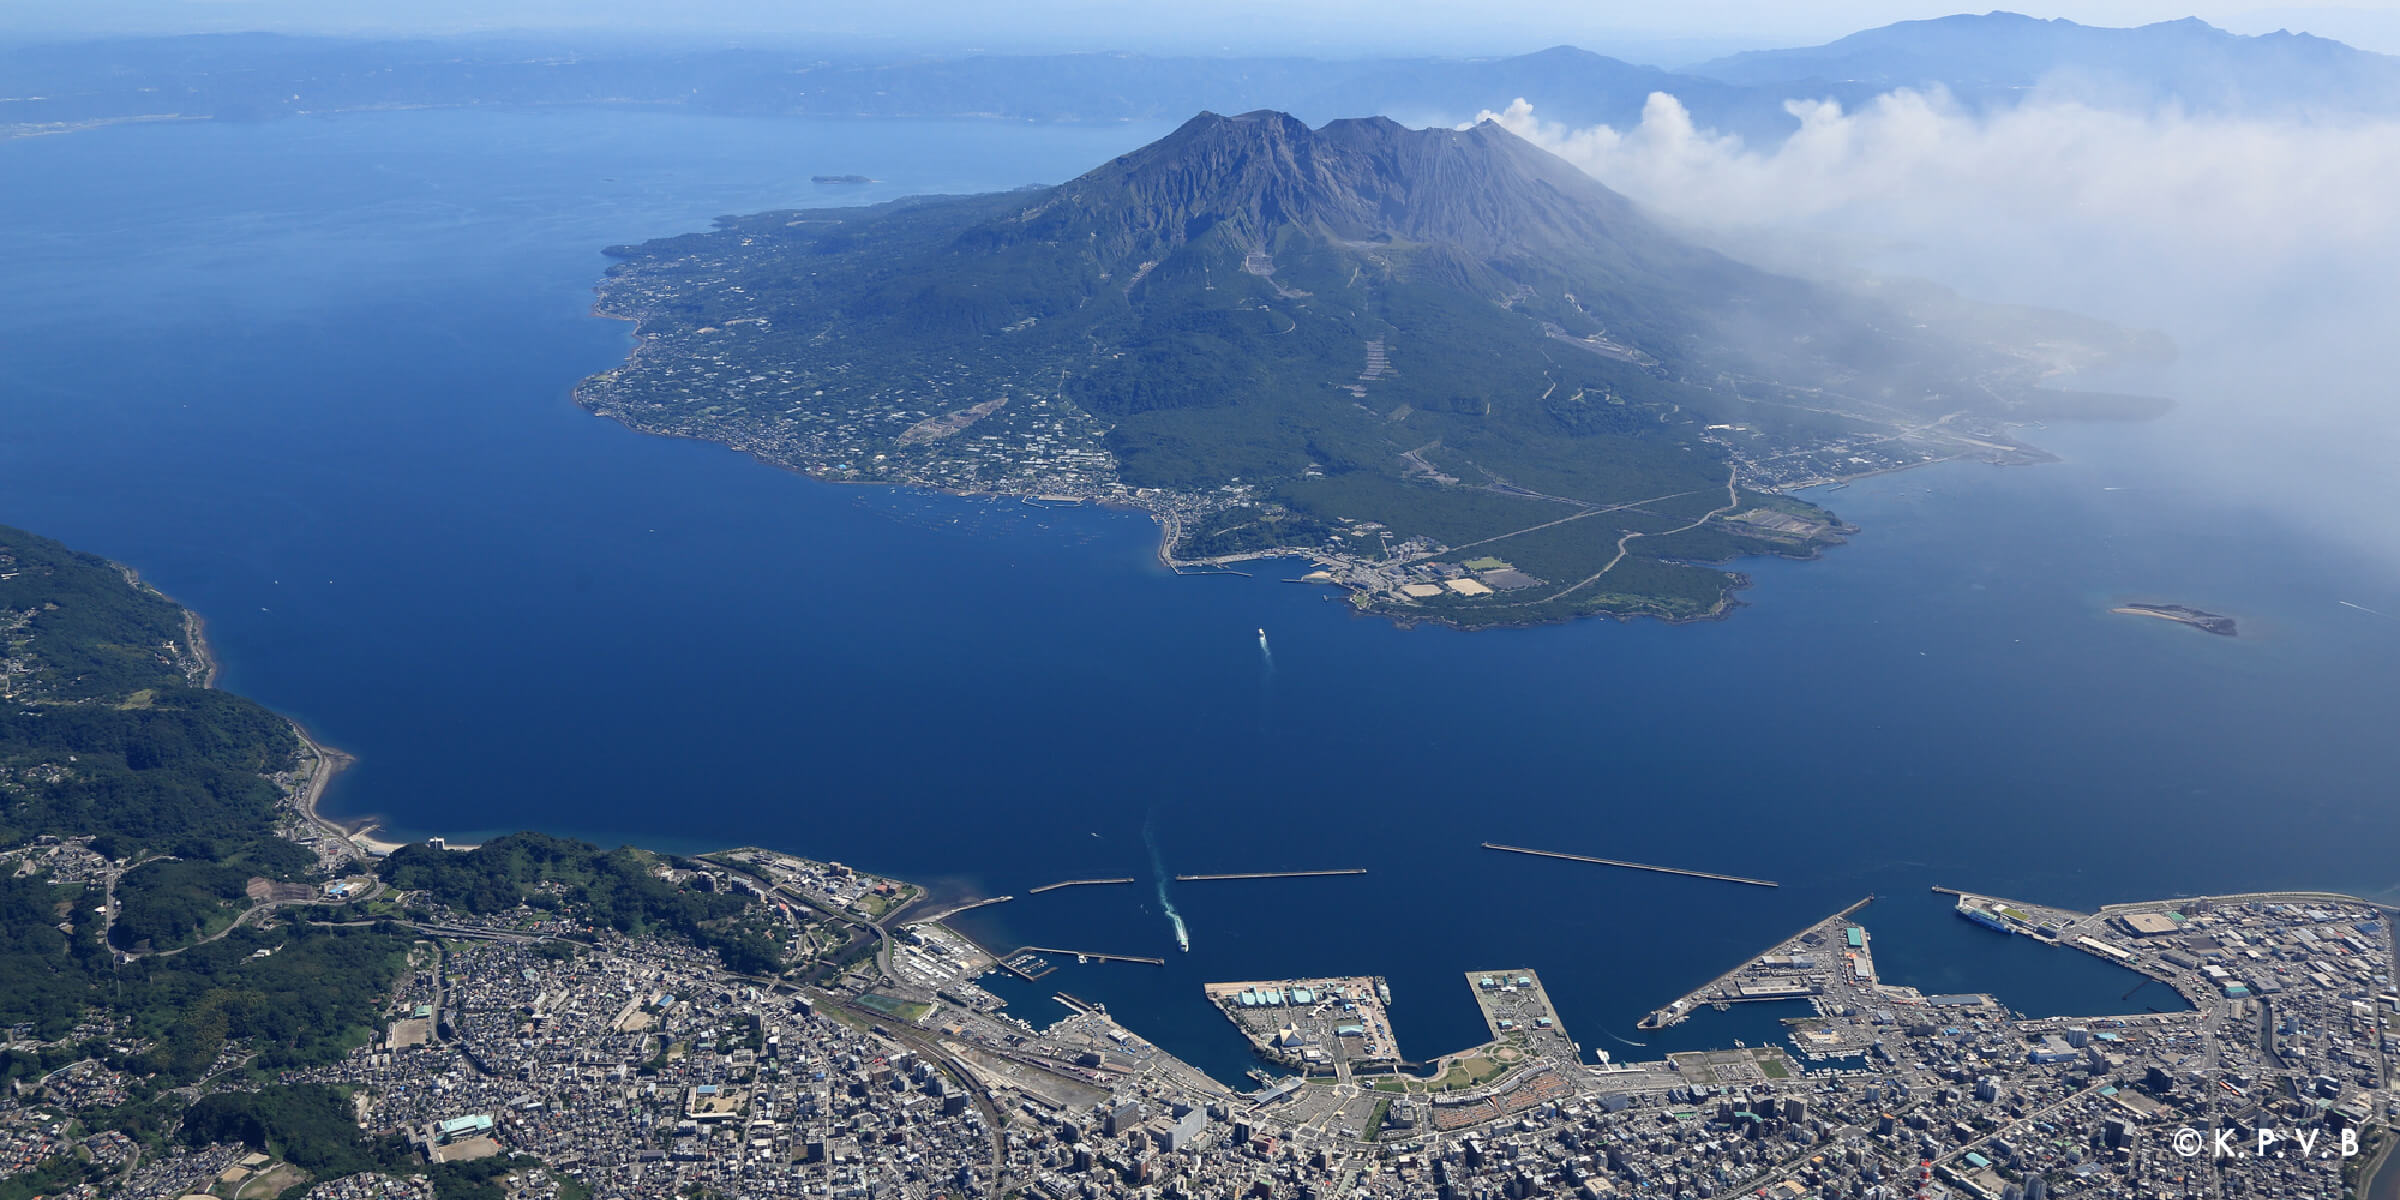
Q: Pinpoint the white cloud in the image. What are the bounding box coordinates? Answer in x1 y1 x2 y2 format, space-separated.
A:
1484 90 2400 577
1483 90 2400 329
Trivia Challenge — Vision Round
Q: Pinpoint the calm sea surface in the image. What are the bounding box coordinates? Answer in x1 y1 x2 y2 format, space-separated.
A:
4 110 2395 1084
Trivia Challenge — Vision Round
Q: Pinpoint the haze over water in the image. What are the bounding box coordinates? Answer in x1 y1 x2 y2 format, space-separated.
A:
3 109 2394 1083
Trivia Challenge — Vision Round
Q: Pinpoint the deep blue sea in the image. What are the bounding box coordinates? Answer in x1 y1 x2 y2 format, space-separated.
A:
4 110 2396 1085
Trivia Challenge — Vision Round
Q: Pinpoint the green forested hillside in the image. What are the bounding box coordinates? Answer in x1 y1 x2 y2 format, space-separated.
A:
379 833 782 974
0 525 794 1198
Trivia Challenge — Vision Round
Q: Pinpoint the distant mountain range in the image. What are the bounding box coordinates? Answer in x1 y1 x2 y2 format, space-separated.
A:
1685 12 2400 111
5 14 2398 144
577 111 2161 627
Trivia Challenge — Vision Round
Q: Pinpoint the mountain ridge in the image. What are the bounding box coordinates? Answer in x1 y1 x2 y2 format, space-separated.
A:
1684 11 2400 110
19 17 2400 151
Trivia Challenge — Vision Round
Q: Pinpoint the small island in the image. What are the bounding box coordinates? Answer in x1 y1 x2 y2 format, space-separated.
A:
810 173 875 184
2112 601 2238 636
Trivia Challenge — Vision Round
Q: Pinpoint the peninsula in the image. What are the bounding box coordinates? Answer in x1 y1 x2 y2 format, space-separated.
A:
2112 600 2238 635
578 111 2167 629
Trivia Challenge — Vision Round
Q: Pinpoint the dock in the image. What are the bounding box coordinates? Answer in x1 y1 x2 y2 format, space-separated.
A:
1638 895 1875 1030
1482 843 1777 888
907 894 1013 924
1175 869 1367 882
1026 877 1137 894
1013 945 1166 967
1051 992 1105 1017
1001 952 1055 982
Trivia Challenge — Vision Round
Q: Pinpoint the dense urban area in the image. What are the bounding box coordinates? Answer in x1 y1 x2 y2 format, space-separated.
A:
6 524 2396 1200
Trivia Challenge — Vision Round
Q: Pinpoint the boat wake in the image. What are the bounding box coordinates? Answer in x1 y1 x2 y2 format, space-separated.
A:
1143 814 1190 952
1257 626 1272 668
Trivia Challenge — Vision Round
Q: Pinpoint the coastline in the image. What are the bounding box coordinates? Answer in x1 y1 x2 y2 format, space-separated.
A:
577 292 2021 633
174 584 368 853
289 724 363 848
180 607 221 689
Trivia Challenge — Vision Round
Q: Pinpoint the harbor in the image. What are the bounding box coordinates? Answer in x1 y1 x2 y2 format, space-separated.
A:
1463 968 1579 1065
1013 946 1166 967
1203 975 1401 1081
1481 842 1778 887
1638 895 1876 1030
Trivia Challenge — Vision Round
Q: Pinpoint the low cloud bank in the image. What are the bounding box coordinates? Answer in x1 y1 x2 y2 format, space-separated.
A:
1483 91 2400 583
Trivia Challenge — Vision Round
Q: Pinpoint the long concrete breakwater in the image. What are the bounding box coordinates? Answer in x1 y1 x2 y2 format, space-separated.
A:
902 892 1012 926
907 894 1013 925
1482 843 1778 888
1174 869 1368 882
1014 945 1167 966
1026 877 1137 894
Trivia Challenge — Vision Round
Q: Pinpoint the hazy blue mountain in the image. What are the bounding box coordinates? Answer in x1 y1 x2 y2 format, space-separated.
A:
1288 45 1869 145
0 30 2205 147
1684 12 2400 111
9 22 2397 143
0 35 1827 136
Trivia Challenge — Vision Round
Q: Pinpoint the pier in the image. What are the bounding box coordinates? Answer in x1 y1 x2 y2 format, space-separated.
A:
1013 945 1167 967
907 894 1013 924
1051 992 1105 1017
1638 895 1876 1030
1175 869 1367 882
1482 843 1777 888
1001 952 1056 982
1026 877 1137 894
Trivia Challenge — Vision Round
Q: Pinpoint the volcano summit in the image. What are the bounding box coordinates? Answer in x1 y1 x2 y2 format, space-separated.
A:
579 111 2162 626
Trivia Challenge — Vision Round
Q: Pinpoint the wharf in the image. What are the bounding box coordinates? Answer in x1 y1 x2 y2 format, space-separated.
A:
909 894 1013 924
1464 968 1578 1060
1014 945 1166 967
1205 975 1402 1076
1175 869 1367 882
1026 877 1137 894
1638 895 1875 1030
1483 843 1777 888
1001 952 1056 982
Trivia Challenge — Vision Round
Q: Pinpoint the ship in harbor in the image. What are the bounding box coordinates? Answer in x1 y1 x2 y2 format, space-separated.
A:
1955 897 2018 933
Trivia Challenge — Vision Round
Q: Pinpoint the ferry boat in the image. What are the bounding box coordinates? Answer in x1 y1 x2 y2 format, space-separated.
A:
1177 928 1190 952
1955 898 2015 933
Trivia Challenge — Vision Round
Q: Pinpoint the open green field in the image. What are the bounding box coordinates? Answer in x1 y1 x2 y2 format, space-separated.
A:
855 993 933 1023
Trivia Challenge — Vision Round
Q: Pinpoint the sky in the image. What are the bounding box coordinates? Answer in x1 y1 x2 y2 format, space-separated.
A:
6 0 2400 58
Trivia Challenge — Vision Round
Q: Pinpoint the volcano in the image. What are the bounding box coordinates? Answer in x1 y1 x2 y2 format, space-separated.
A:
581 111 2161 625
